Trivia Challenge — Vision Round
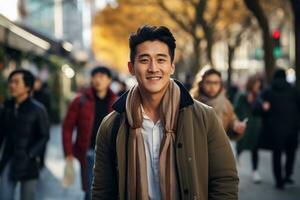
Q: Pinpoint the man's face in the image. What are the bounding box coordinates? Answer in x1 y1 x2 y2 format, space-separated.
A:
128 40 175 95
9 73 30 98
34 79 42 91
91 73 112 93
202 74 222 98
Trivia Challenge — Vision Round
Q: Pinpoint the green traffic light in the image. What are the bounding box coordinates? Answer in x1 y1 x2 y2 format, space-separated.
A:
273 46 282 58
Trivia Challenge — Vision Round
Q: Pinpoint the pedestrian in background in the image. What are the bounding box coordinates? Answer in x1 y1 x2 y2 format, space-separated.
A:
92 25 238 200
33 77 52 169
235 75 263 183
33 78 51 120
190 68 246 141
62 66 117 200
0 69 49 200
254 69 300 189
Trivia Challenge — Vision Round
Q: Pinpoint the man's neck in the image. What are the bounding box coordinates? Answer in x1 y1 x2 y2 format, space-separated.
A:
15 93 29 107
140 91 165 123
95 89 108 99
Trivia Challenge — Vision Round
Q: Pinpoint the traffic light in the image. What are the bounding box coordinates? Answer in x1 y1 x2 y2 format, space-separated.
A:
272 29 281 58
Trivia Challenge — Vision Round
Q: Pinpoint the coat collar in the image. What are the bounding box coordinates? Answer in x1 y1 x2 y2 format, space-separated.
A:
5 97 32 109
84 87 116 100
112 79 194 113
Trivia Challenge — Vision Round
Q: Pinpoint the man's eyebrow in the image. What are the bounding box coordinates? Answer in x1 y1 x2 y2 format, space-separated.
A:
157 54 168 57
138 54 150 58
137 53 168 58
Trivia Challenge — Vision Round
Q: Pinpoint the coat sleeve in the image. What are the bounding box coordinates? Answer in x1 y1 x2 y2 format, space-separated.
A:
29 106 50 158
62 97 80 157
225 100 243 141
253 89 269 116
92 114 118 200
233 94 244 120
207 108 239 200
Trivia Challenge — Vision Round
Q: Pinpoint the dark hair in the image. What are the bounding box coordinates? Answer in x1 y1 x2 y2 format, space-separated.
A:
246 75 262 92
202 68 222 80
199 68 222 96
129 25 176 64
91 66 112 78
8 69 35 93
273 69 286 80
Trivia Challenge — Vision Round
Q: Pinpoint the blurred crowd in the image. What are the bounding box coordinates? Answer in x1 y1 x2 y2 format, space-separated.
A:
0 64 300 199
0 66 300 199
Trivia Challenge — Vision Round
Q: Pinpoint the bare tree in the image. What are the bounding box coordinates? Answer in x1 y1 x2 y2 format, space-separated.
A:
226 17 252 89
157 0 223 73
244 0 275 82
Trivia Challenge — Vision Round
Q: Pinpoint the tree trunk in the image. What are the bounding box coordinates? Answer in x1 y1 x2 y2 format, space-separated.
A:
244 0 275 83
291 0 300 90
192 38 201 74
206 29 214 67
227 45 235 90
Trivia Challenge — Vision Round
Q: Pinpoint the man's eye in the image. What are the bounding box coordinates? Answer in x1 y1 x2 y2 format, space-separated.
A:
158 59 166 63
140 59 149 63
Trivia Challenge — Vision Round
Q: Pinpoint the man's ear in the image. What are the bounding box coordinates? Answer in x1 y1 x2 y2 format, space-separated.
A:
128 62 135 76
170 63 175 75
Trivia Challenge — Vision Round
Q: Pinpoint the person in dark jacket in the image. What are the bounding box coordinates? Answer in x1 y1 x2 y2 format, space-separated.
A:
235 75 263 183
62 66 117 200
33 78 52 169
0 69 49 200
33 78 51 119
254 69 300 189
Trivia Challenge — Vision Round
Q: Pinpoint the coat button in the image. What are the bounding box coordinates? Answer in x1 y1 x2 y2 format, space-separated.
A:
184 188 189 194
177 143 183 148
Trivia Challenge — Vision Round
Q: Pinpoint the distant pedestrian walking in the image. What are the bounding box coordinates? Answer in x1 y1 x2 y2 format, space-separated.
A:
33 77 52 169
190 68 246 140
254 69 300 189
235 75 263 183
0 69 49 200
62 66 117 200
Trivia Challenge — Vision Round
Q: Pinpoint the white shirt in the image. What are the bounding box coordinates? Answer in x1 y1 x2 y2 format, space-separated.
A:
141 107 164 200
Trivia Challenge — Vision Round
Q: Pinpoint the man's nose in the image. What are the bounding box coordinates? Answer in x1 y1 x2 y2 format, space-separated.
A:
148 60 158 72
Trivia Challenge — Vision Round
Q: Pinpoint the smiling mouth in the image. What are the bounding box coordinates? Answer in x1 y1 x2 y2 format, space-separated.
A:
146 76 162 80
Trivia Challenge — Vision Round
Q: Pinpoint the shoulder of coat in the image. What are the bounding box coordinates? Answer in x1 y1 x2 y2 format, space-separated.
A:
100 111 125 132
187 99 216 120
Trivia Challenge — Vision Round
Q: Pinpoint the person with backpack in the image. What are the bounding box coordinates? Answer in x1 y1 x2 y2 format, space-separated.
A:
92 25 238 200
62 66 117 200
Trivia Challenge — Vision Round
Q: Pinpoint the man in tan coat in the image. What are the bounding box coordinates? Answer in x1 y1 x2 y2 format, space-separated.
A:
92 25 239 200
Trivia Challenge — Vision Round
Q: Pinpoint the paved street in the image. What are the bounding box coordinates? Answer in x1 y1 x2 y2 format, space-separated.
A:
238 149 300 200
35 125 84 200
35 125 300 199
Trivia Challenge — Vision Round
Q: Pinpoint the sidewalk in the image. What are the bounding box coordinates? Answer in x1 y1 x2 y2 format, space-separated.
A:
238 149 300 200
38 125 300 200
36 125 84 200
